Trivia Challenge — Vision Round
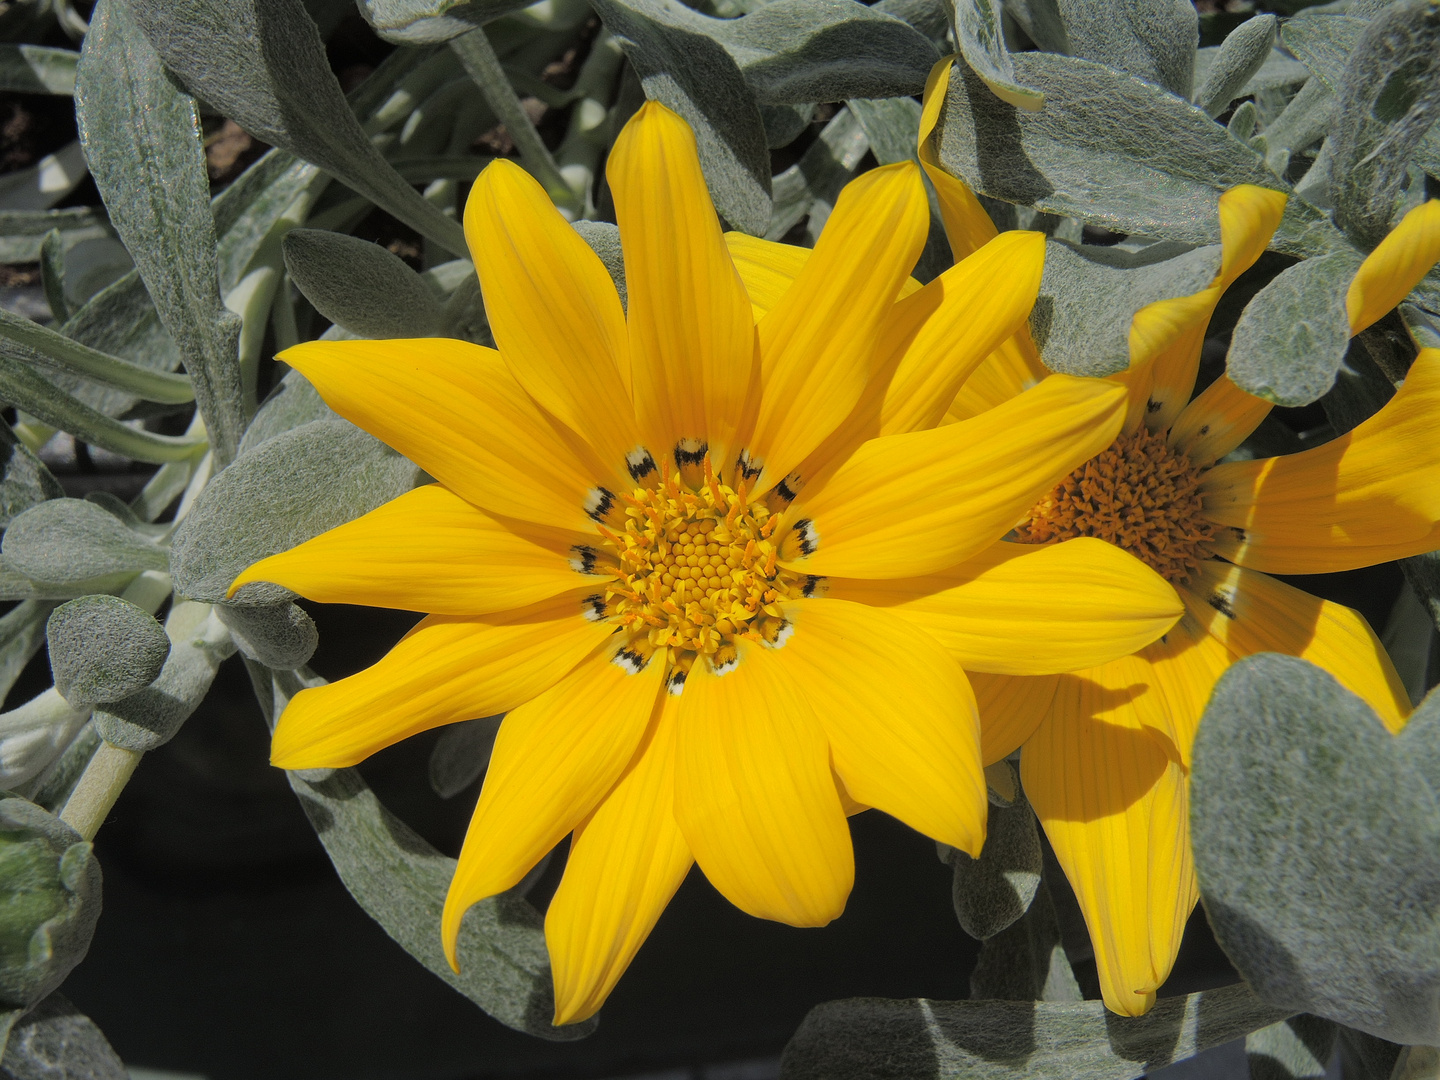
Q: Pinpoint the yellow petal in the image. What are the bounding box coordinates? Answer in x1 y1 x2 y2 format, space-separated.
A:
879 231 1047 436
270 592 615 769
229 484 605 615
749 162 929 491
1138 611 1234 767
779 374 1126 578
1131 185 1287 433
674 639 853 926
769 598 987 855
917 56 1001 262
465 159 638 484
1167 374 1273 468
279 339 602 533
1347 199 1440 336
970 671 1057 765
546 689 692 1025
826 538 1181 674
725 232 811 322
1181 561 1409 732
946 335 1049 422
1202 348 1440 573
1021 661 1197 1017
442 635 665 968
611 102 758 480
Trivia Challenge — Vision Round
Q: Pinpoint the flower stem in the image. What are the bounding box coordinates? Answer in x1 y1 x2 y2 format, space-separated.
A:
59 741 141 841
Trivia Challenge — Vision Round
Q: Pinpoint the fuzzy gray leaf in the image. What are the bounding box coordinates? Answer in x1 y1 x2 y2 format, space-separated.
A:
1328 0 1440 249
55 271 183 422
357 0 534 44
240 659 595 1044
238 369 339 456
169 420 420 605
1225 249 1363 406
2 500 167 586
714 0 940 105
428 714 502 798
573 221 626 311
780 983 1287 1080
214 150 326 297
46 596 169 707
0 46 78 96
592 0 772 235
215 602 317 670
0 993 127 1080
0 427 60 530
1030 238 1220 377
767 106 868 242
126 0 467 257
1280 11 1364 94
940 791 1042 941
932 51 1337 258
761 103 814 149
951 0 1043 109
1190 654 1440 1045
0 604 53 706
92 601 234 752
1054 0 1197 99
75 0 246 465
1195 15 1277 118
0 800 102 1012
283 229 445 339
1246 1016 1337 1080
0 209 109 265
968 883 1081 1003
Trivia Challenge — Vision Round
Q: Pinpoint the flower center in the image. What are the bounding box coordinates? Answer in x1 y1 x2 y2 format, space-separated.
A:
599 457 812 678
1014 425 1215 584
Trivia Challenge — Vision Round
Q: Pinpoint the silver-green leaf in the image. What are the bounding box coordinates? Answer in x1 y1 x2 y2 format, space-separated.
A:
46 595 170 707
1191 654 1440 1045
2 499 167 586
282 229 446 339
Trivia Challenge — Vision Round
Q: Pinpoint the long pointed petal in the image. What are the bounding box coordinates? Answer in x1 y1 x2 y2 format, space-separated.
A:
1182 561 1409 731
546 690 692 1025
1347 199 1440 336
970 671 1058 765
780 375 1126 578
675 640 853 926
725 232 811 322
1167 374 1273 468
749 163 929 490
280 339 602 533
827 538 1180 674
879 231 1046 436
770 598 987 855
1131 186 1287 433
465 160 638 483
1021 661 1197 1017
946 336 1049 421
1139 610 1234 766
613 102 758 478
442 636 665 968
917 56 1000 262
230 484 606 615
1202 348 1440 573
270 592 614 769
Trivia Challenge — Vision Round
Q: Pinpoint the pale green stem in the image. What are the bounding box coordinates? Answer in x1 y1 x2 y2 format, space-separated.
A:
59 741 140 841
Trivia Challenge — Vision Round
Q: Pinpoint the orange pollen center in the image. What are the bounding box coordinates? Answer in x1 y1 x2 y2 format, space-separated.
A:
1014 425 1216 585
598 457 805 673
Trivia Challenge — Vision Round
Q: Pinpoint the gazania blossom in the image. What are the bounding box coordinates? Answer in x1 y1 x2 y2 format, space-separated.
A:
231 101 1184 1023
913 56 1440 1017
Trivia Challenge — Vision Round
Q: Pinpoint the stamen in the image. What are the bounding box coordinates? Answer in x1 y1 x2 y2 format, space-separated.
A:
589 451 811 677
1015 426 1216 585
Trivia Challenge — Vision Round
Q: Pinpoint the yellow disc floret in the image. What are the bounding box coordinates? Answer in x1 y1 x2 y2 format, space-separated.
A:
598 457 814 678
1015 425 1216 585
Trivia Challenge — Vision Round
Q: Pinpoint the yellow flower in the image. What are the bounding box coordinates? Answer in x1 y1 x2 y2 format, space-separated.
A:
231 101 1183 1024
916 57 1440 1017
